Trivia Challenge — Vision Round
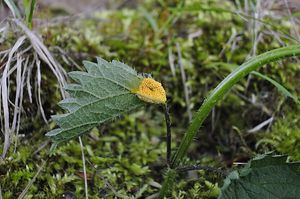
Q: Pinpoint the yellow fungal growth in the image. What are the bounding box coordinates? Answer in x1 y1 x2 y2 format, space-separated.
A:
133 78 167 104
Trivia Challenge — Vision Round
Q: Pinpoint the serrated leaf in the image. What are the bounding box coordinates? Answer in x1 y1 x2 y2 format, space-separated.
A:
46 58 145 144
218 153 300 199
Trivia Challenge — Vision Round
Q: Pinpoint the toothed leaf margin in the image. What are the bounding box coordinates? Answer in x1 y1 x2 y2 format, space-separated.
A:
46 58 144 144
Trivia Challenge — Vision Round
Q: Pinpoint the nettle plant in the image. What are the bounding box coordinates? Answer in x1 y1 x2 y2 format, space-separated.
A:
48 46 300 198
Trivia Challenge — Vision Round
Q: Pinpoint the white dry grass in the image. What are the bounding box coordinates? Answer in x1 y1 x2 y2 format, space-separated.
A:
176 42 192 122
79 137 89 199
17 160 47 199
226 0 300 132
0 19 67 158
221 0 300 59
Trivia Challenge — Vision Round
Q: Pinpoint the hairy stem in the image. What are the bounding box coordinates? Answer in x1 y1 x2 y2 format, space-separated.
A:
158 169 177 198
165 103 172 166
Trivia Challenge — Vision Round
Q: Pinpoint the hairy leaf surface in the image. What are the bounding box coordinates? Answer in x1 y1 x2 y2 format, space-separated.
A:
46 58 144 144
218 153 300 199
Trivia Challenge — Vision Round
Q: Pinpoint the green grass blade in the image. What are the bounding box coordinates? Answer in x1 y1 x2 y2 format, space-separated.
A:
158 45 300 198
251 71 299 103
171 45 300 168
4 0 21 18
23 0 37 29
27 0 36 29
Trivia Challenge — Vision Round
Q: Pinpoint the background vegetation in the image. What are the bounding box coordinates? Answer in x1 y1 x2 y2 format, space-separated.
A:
1 0 299 198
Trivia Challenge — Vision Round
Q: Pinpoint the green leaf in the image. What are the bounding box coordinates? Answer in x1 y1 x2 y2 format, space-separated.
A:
46 58 144 144
218 153 300 199
251 71 299 103
4 0 21 18
23 0 37 29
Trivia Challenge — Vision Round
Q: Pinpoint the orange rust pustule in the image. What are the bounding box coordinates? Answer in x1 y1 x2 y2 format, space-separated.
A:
134 78 166 104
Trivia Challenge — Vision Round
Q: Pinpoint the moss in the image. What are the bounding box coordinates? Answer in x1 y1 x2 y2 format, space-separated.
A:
257 105 300 161
1 0 300 197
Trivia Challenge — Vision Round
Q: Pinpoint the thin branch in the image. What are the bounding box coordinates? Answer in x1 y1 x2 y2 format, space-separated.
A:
164 103 172 166
79 136 88 199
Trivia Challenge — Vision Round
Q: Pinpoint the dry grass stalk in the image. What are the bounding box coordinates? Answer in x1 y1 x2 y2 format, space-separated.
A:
0 19 67 158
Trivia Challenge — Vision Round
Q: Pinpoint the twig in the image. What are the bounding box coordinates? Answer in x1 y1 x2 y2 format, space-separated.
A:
164 103 172 166
79 136 88 199
17 159 47 199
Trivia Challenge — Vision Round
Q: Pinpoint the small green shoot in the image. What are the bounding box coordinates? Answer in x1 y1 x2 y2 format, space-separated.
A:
4 0 37 29
4 0 21 18
23 0 37 29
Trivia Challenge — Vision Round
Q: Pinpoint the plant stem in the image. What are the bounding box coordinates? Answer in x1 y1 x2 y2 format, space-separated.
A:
158 169 177 198
158 45 300 198
164 103 172 166
171 45 300 168
27 0 37 29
